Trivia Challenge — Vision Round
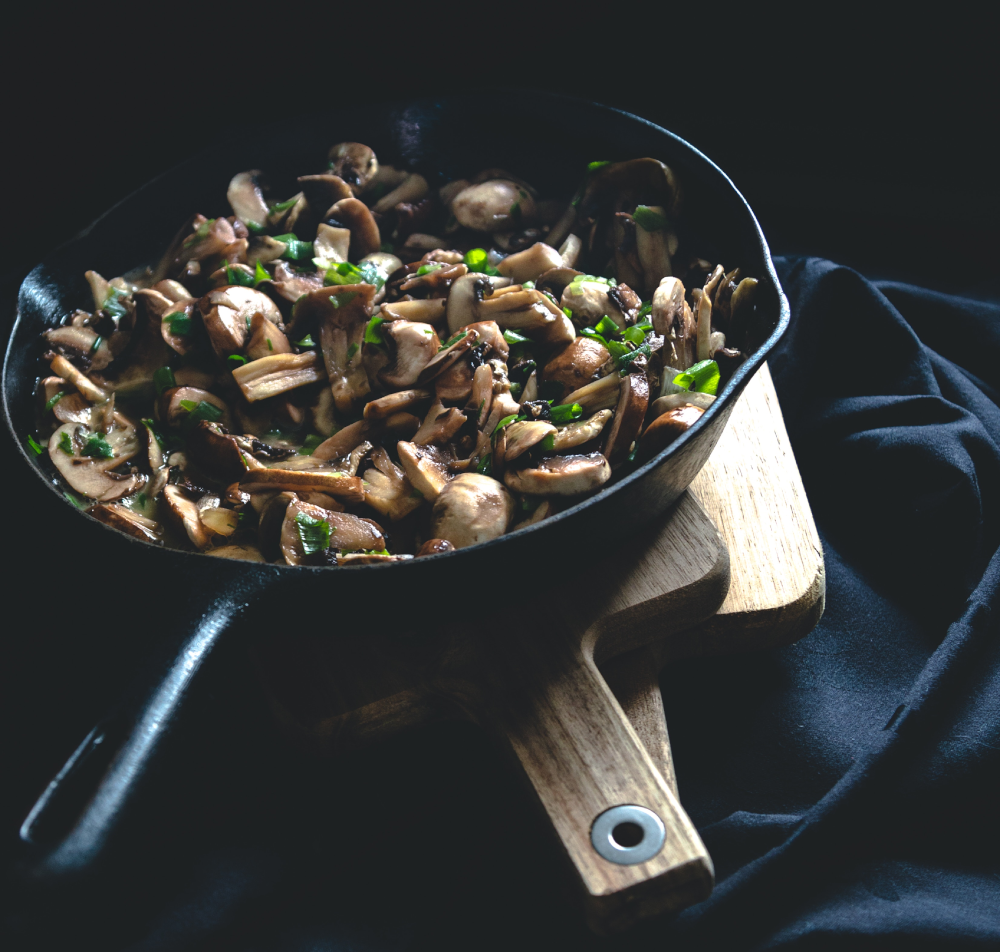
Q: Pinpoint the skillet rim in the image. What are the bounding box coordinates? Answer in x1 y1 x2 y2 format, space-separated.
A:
2 94 790 575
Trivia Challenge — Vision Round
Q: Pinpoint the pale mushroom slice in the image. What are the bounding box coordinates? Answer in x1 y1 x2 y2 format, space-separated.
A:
227 171 270 232
558 234 582 269
90 503 162 544
503 420 556 462
49 421 141 501
163 485 212 549
159 387 231 430
185 421 249 483
652 277 695 371
496 242 563 284
326 197 380 259
560 280 630 330
379 298 447 325
246 311 293 361
504 453 611 496
313 223 351 264
562 373 620 412
603 371 650 469
379 321 440 388
44 325 113 371
362 447 423 521
327 142 379 194
205 544 266 562
49 354 108 403
231 352 325 402
634 204 676 294
372 173 429 215
451 180 536 233
430 473 515 548
313 420 372 461
475 287 556 332
552 409 612 451
280 499 387 566
445 273 512 334
691 287 713 363
397 441 452 501
199 286 283 358
239 468 365 503
362 388 433 421
649 392 716 418
413 403 467 446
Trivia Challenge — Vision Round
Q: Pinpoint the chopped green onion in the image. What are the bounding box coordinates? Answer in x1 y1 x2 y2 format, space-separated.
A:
253 260 271 287
622 324 649 345
549 403 584 424
477 453 492 475
270 196 299 213
522 280 535 290
91 335 104 353
636 302 653 321
295 510 331 555
633 205 669 232
605 339 630 362
82 432 114 459
438 331 467 352
329 291 358 309
493 413 521 435
26 434 45 455
295 334 316 348
225 265 255 287
503 329 531 346
165 312 192 336
594 315 620 339
245 221 266 235
672 359 720 396
273 233 313 260
45 391 66 412
463 248 489 272
142 418 166 448
627 440 639 463
228 354 247 367
178 399 197 412
58 431 74 454
153 366 176 396
191 400 223 423
587 160 611 171
102 287 129 320
325 261 361 285
267 339 273 351
578 327 607 347
415 263 442 277
618 343 651 374
539 433 555 452
183 219 216 248
357 259 387 290
346 342 359 360
298 433 324 456
563 307 573 319
364 314 386 346
64 491 88 509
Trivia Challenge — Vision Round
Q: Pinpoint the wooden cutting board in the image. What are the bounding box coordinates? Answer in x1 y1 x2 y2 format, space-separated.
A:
252 364 824 933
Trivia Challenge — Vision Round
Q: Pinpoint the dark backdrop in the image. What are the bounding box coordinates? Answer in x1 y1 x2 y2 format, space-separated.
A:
2 9 997 951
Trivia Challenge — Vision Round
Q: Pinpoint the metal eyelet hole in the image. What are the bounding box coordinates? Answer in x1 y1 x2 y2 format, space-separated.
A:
591 805 666 865
612 821 644 848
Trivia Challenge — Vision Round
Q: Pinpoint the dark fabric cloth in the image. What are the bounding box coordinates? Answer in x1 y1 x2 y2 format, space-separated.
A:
6 259 1000 951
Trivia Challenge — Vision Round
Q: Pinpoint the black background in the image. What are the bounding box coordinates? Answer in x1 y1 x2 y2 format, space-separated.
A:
2 8 997 950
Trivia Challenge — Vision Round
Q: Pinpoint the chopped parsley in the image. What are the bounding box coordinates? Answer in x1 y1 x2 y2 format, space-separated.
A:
346 342 359 360
165 312 192 336
153 366 176 396
225 265 255 287
294 334 316 348
587 160 611 171
363 314 386 346
228 354 247 367
44 391 66 412
58 431 74 455
295 511 331 554
463 247 499 276
477 453 492 474
26 434 45 455
633 205 669 232
549 403 584 424
415 263 442 277
253 260 271 286
270 196 299 213
82 432 114 459
272 233 314 261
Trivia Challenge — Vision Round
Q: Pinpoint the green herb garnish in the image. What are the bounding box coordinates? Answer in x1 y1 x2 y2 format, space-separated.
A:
228 354 247 367
618 343 652 375
549 403 584 424
522 280 535 290
633 205 669 232
295 511 331 555
225 265 255 287
295 334 316 348
179 399 224 424
142 418 166 448
329 291 358 309
64 491 88 509
153 366 176 396
102 287 129 320
477 453 492 475
58 431 74 455
672 359 720 396
493 413 522 435
26 434 45 455
622 324 650 345
298 433 324 456
253 260 271 287
270 196 299 213
594 315 620 339
273 233 314 261
539 433 556 452
82 432 114 459
503 329 531 346
165 312 192 336
587 160 611 171
346 342 359 360
463 247 499 276
45 391 66 412
364 314 386 346
91 335 104 353
415 263 442 277
437 331 467 352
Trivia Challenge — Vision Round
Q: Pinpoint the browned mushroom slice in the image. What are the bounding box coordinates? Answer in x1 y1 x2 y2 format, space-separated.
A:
362 388 432 421
290 282 376 333
185 421 249 482
415 329 479 385
313 420 372 461
199 286 283 358
542 337 610 397
562 373 620 412
451 180 536 233
603 372 650 469
560 280 630 329
159 387 231 429
228 171 269 232
445 272 512 333
503 420 556 462
430 473 514 548
372 173 429 215
90 502 163 544
201 508 240 538
205 544 266 562
634 204 676 294
496 242 563 284
413 405 467 445
42 379 92 425
44 325 113 371
378 298 447 325
434 358 474 402
362 447 423 521
379 321 440 388
579 158 682 220
49 354 108 403
652 277 694 370
326 197 380 259
476 288 555 332
511 498 554 532
246 312 292 361
313 223 352 265
239 468 365 503
415 538 455 557
640 404 705 459
49 421 141 501
649 392 716 418
397 441 452 501
552 409 612 451
231 352 325 402
691 287 713 363
505 453 611 496
297 174 354 213
327 142 378 194
163 485 212 549
247 236 288 267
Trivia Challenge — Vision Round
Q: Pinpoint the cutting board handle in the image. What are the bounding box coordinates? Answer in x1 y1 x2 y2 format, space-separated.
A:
472 628 714 935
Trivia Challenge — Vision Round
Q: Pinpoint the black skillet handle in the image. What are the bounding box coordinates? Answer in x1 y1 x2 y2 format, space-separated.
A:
17 565 279 882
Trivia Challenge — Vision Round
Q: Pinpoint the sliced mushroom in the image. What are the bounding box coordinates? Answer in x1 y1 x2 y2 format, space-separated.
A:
49 354 108 403
558 234 582 269
476 289 555 332
434 358 474 403
729 276 759 342
542 337 609 396
49 419 141 498
445 272 512 334
280 499 385 565
231 352 325 402
362 447 423 521
413 404 467 445
326 197 380 259
380 298 447 325
504 453 611 496
552 409 612 451
372 173 429 215
327 142 378 194
603 371 649 469
200 286 283 359
201 508 239 537
290 282 376 333
653 277 696 371
362 388 432 421
247 236 289 267
163 485 212 549
430 473 514 548
496 242 563 284
42 381 92 425
452 180 536 233
246 311 292 361
313 223 351 264
640 404 705 459
205 544 266 562
634 204 674 294
416 328 478 385
560 280 628 329
511 498 554 532
185 421 249 482
415 538 455 557
691 287 713 363
649 392 716 418
313 420 370 460
503 420 556 461
159 387 231 429
239 467 365 502
227 171 269 231
90 503 163 544
396 441 452 500
379 321 440 388
562 373 620 412
579 158 682 221
44 326 113 371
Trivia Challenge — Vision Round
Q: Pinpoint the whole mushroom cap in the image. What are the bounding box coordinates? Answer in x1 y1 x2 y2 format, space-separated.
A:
430 473 515 549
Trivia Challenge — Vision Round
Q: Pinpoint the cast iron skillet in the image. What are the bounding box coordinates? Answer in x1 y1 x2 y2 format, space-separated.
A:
4 92 789 879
